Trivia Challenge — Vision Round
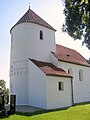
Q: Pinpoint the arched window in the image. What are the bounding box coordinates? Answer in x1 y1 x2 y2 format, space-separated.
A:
40 30 43 40
58 82 64 91
79 69 83 81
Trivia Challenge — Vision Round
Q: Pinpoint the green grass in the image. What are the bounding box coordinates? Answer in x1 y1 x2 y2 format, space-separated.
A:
1 103 90 120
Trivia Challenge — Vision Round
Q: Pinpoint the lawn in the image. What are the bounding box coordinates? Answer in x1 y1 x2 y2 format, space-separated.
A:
0 103 90 120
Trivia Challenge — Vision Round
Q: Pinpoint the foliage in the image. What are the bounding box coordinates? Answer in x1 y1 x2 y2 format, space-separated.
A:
0 80 9 104
1 103 90 120
62 0 90 49
0 80 6 89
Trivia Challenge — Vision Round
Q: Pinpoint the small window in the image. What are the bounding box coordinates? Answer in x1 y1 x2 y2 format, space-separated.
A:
40 30 43 40
58 82 64 91
79 70 83 81
68 70 70 74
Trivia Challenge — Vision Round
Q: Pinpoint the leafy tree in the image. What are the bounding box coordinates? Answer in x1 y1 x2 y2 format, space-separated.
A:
0 80 9 104
62 0 90 49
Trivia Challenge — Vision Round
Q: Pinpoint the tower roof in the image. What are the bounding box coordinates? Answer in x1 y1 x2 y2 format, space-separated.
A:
10 8 56 32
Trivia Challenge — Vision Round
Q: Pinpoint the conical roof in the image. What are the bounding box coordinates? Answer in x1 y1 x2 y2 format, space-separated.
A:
10 8 56 32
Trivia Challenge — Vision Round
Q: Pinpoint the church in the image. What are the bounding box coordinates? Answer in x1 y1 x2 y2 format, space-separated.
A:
10 7 90 109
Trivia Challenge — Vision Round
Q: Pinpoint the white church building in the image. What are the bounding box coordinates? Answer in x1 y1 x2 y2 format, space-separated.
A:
10 8 90 109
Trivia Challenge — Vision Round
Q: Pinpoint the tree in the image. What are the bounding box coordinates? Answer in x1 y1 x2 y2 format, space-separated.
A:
62 0 90 49
0 80 9 104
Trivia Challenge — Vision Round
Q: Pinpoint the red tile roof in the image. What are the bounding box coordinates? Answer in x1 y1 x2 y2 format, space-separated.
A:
10 8 56 32
29 59 72 78
53 44 90 67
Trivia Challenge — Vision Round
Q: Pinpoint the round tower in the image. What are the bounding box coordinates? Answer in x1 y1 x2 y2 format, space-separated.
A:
10 8 56 105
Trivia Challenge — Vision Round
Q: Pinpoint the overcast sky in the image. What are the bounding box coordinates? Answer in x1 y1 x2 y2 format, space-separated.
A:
0 0 90 88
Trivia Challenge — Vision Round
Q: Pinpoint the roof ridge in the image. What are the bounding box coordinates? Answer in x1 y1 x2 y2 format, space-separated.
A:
56 44 77 52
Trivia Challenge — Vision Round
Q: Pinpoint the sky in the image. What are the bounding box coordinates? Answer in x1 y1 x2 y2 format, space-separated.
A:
0 0 90 88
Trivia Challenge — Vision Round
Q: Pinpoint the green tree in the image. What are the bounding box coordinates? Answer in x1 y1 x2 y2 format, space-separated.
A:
0 80 9 104
62 0 90 49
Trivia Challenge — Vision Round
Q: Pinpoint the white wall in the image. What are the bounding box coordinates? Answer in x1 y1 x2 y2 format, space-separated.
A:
10 23 56 63
10 22 56 106
28 60 72 109
50 52 59 67
46 76 72 109
59 61 90 104
10 60 28 105
28 60 47 109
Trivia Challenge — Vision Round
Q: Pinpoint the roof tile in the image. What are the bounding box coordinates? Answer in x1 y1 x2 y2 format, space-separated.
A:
11 8 56 32
29 59 72 78
53 44 90 67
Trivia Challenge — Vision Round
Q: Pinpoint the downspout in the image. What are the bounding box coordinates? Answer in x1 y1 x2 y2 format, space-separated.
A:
71 77 74 105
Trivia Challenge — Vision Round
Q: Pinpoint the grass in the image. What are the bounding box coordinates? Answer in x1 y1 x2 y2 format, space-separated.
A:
0 103 90 120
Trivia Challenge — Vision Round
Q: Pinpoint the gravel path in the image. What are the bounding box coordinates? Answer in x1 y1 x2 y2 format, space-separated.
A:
5 105 42 113
16 105 42 112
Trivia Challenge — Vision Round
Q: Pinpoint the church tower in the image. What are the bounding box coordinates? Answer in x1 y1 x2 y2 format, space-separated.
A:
10 8 56 105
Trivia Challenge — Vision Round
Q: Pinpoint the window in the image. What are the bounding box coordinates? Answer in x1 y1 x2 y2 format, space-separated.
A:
58 82 64 91
40 30 43 40
79 69 83 81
